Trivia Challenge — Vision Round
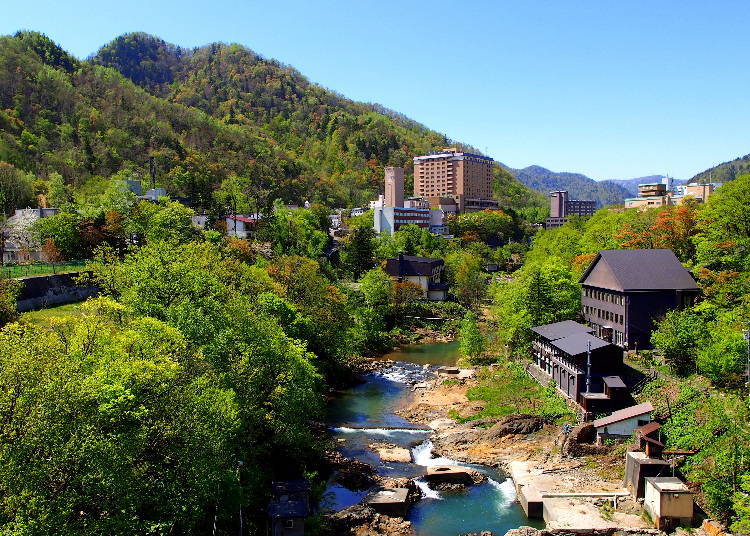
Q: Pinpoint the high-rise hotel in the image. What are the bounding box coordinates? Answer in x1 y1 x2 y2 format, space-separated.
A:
413 148 497 212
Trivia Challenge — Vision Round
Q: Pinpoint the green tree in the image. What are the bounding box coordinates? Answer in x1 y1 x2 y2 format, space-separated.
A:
340 225 376 278
651 309 706 375
459 311 486 364
446 251 487 307
0 279 20 327
31 212 81 259
144 201 198 244
0 162 34 215
359 267 392 307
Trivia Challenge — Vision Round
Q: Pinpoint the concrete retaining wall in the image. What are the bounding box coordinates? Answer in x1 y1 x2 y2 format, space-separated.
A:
16 272 98 312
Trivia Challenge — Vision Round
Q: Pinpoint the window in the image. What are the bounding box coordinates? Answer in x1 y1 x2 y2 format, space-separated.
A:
284 519 295 529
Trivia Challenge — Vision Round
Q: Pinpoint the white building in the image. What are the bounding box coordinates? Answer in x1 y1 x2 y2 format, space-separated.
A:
226 214 259 238
593 402 653 442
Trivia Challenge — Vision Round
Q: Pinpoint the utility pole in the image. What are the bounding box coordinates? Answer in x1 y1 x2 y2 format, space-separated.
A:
585 340 592 394
743 325 750 388
149 156 156 190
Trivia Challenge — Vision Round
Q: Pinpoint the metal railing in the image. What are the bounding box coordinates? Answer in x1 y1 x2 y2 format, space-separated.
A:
1 261 87 279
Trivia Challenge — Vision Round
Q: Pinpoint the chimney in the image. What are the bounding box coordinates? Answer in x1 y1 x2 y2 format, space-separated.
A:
385 167 404 208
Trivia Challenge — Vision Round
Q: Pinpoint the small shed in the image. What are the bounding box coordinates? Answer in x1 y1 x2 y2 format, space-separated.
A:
268 500 307 536
268 479 310 536
624 451 670 498
593 402 653 442
644 477 693 531
635 422 664 458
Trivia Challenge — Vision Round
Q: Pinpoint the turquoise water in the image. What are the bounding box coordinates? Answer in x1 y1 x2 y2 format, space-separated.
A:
324 343 542 535
379 340 461 367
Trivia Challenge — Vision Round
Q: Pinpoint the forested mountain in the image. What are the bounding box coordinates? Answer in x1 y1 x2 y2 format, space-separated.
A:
0 31 543 213
502 164 632 207
690 153 750 184
601 175 667 196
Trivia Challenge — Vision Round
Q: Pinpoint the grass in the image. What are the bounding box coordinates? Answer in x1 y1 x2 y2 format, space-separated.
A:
21 303 84 325
2 262 87 279
459 360 576 423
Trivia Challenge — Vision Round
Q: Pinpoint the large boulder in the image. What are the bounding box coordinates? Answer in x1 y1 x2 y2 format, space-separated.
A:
483 414 546 440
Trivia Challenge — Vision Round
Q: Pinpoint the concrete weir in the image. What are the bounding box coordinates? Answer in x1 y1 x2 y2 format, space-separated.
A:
366 488 410 517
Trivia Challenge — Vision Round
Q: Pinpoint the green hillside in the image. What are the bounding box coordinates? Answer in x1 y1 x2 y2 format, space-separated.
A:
690 153 750 184
0 31 543 213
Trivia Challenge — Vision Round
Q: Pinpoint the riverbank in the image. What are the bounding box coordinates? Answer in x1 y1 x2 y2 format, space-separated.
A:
394 368 664 533
322 353 537 536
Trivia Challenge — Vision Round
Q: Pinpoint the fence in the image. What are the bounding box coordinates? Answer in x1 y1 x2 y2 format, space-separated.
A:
1 261 87 279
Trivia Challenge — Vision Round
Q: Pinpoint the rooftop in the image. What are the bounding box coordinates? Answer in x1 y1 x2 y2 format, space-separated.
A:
603 376 626 388
580 249 698 291
384 254 444 277
593 402 654 428
551 332 613 356
645 476 690 493
531 320 594 341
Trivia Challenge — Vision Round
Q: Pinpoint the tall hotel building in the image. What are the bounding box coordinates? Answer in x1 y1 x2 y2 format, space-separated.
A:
413 148 497 212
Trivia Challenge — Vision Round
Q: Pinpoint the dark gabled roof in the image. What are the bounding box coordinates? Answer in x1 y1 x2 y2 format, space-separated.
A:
579 249 698 291
384 254 443 277
550 332 612 356
531 320 595 341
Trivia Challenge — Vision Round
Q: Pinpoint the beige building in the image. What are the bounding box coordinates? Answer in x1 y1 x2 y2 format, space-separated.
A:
413 148 497 212
644 477 693 531
384 166 404 208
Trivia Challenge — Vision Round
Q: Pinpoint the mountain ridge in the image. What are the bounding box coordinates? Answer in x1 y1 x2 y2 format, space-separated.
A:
0 31 544 213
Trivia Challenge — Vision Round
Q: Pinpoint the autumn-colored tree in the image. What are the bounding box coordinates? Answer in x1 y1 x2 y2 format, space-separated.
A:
41 238 62 263
390 280 424 306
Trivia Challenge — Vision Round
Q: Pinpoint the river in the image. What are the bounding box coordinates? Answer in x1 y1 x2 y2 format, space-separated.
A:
324 341 542 535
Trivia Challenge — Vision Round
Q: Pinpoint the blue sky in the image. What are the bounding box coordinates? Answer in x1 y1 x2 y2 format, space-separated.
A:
3 0 749 180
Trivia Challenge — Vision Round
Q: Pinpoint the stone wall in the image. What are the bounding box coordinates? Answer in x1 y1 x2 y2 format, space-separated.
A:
16 272 98 312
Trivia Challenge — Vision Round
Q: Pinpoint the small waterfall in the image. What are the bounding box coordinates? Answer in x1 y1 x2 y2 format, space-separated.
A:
488 476 517 508
412 439 461 467
414 478 442 500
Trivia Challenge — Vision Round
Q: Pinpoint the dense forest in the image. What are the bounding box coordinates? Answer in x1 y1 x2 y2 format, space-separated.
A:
502 164 633 207
0 31 544 217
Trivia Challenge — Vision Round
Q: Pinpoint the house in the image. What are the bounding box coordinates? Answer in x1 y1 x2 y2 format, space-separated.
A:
226 214 260 238
644 477 693 531
580 249 699 350
268 480 310 536
593 402 653 442
529 320 623 412
383 253 448 301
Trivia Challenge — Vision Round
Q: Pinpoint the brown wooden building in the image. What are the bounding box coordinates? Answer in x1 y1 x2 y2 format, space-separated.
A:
580 249 699 350
530 320 623 412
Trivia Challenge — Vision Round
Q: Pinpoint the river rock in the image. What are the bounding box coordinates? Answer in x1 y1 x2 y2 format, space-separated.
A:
370 442 412 463
483 414 546 440
329 504 414 536
432 428 484 451
328 504 377 533
428 418 457 431
326 451 379 490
